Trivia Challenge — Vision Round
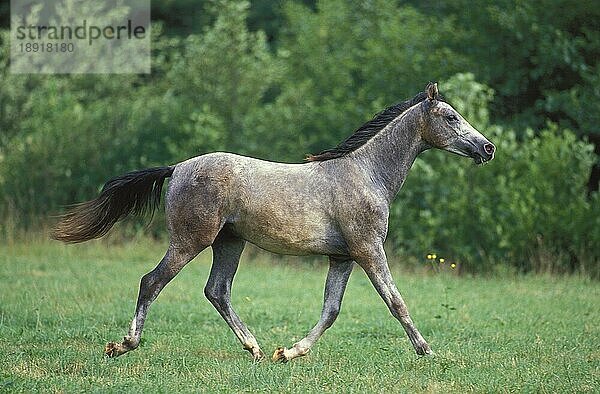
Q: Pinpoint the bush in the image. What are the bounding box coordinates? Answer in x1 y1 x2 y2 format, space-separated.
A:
388 77 599 277
0 2 597 278
0 1 278 228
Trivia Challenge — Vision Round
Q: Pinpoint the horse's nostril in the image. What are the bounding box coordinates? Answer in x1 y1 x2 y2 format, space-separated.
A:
484 143 495 155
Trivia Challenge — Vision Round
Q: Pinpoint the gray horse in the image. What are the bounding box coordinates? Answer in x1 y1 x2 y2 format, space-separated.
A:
53 83 495 362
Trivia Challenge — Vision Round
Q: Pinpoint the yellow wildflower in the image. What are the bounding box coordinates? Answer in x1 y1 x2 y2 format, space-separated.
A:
439 258 445 263
450 263 456 269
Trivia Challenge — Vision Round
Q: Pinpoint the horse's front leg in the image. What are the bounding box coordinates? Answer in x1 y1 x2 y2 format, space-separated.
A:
355 243 431 356
273 258 354 362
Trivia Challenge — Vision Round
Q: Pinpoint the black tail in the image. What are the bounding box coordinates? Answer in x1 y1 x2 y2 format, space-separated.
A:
52 166 174 243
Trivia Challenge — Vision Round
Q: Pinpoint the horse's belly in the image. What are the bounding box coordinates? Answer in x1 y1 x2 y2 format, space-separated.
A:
230 217 347 256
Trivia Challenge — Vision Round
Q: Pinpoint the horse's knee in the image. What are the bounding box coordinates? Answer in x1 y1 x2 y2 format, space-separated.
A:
204 284 228 308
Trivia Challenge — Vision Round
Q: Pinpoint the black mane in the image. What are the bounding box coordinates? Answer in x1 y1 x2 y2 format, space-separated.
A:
307 91 443 161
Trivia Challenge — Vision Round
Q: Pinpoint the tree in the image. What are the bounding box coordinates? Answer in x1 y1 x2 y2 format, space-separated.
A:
258 0 469 159
166 0 281 158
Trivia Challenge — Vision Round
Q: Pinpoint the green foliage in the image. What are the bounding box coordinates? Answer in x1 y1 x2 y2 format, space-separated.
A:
389 75 599 276
0 1 278 223
410 0 600 136
0 32 37 149
260 0 468 159
0 75 149 218
167 0 280 156
0 0 598 276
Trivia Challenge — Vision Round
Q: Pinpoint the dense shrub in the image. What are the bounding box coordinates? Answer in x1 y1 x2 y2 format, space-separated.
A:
0 1 597 277
389 126 598 276
258 0 469 160
0 1 278 225
388 75 599 277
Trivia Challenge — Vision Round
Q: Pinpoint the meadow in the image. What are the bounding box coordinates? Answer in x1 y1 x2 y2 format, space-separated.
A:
0 238 598 393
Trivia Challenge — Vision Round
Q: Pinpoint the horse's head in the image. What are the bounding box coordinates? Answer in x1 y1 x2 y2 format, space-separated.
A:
420 82 495 164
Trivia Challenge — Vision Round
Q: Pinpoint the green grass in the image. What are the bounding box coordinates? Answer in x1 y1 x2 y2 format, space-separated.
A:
0 239 598 393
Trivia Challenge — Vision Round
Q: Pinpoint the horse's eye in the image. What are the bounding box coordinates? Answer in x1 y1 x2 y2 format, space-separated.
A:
446 114 458 122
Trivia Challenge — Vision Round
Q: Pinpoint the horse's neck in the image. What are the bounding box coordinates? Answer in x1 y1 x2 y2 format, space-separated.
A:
350 109 425 203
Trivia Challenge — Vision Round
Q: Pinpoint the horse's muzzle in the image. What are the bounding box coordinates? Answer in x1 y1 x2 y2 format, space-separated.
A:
445 136 496 164
473 142 496 164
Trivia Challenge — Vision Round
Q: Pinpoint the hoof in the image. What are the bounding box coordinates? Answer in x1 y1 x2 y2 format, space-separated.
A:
104 341 126 358
272 345 308 362
415 342 433 356
251 348 266 362
272 347 289 363
104 338 137 358
243 343 265 362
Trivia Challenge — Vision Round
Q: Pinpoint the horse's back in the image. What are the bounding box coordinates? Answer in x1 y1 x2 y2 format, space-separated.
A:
167 152 348 256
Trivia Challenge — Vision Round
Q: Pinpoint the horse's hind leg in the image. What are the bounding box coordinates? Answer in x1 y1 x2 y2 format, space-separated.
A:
104 243 203 358
204 230 264 360
273 258 354 362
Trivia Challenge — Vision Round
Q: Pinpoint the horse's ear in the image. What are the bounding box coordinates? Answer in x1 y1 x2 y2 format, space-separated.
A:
426 82 439 101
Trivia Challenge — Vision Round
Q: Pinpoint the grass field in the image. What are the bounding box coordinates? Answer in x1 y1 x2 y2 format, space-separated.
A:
0 239 598 393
